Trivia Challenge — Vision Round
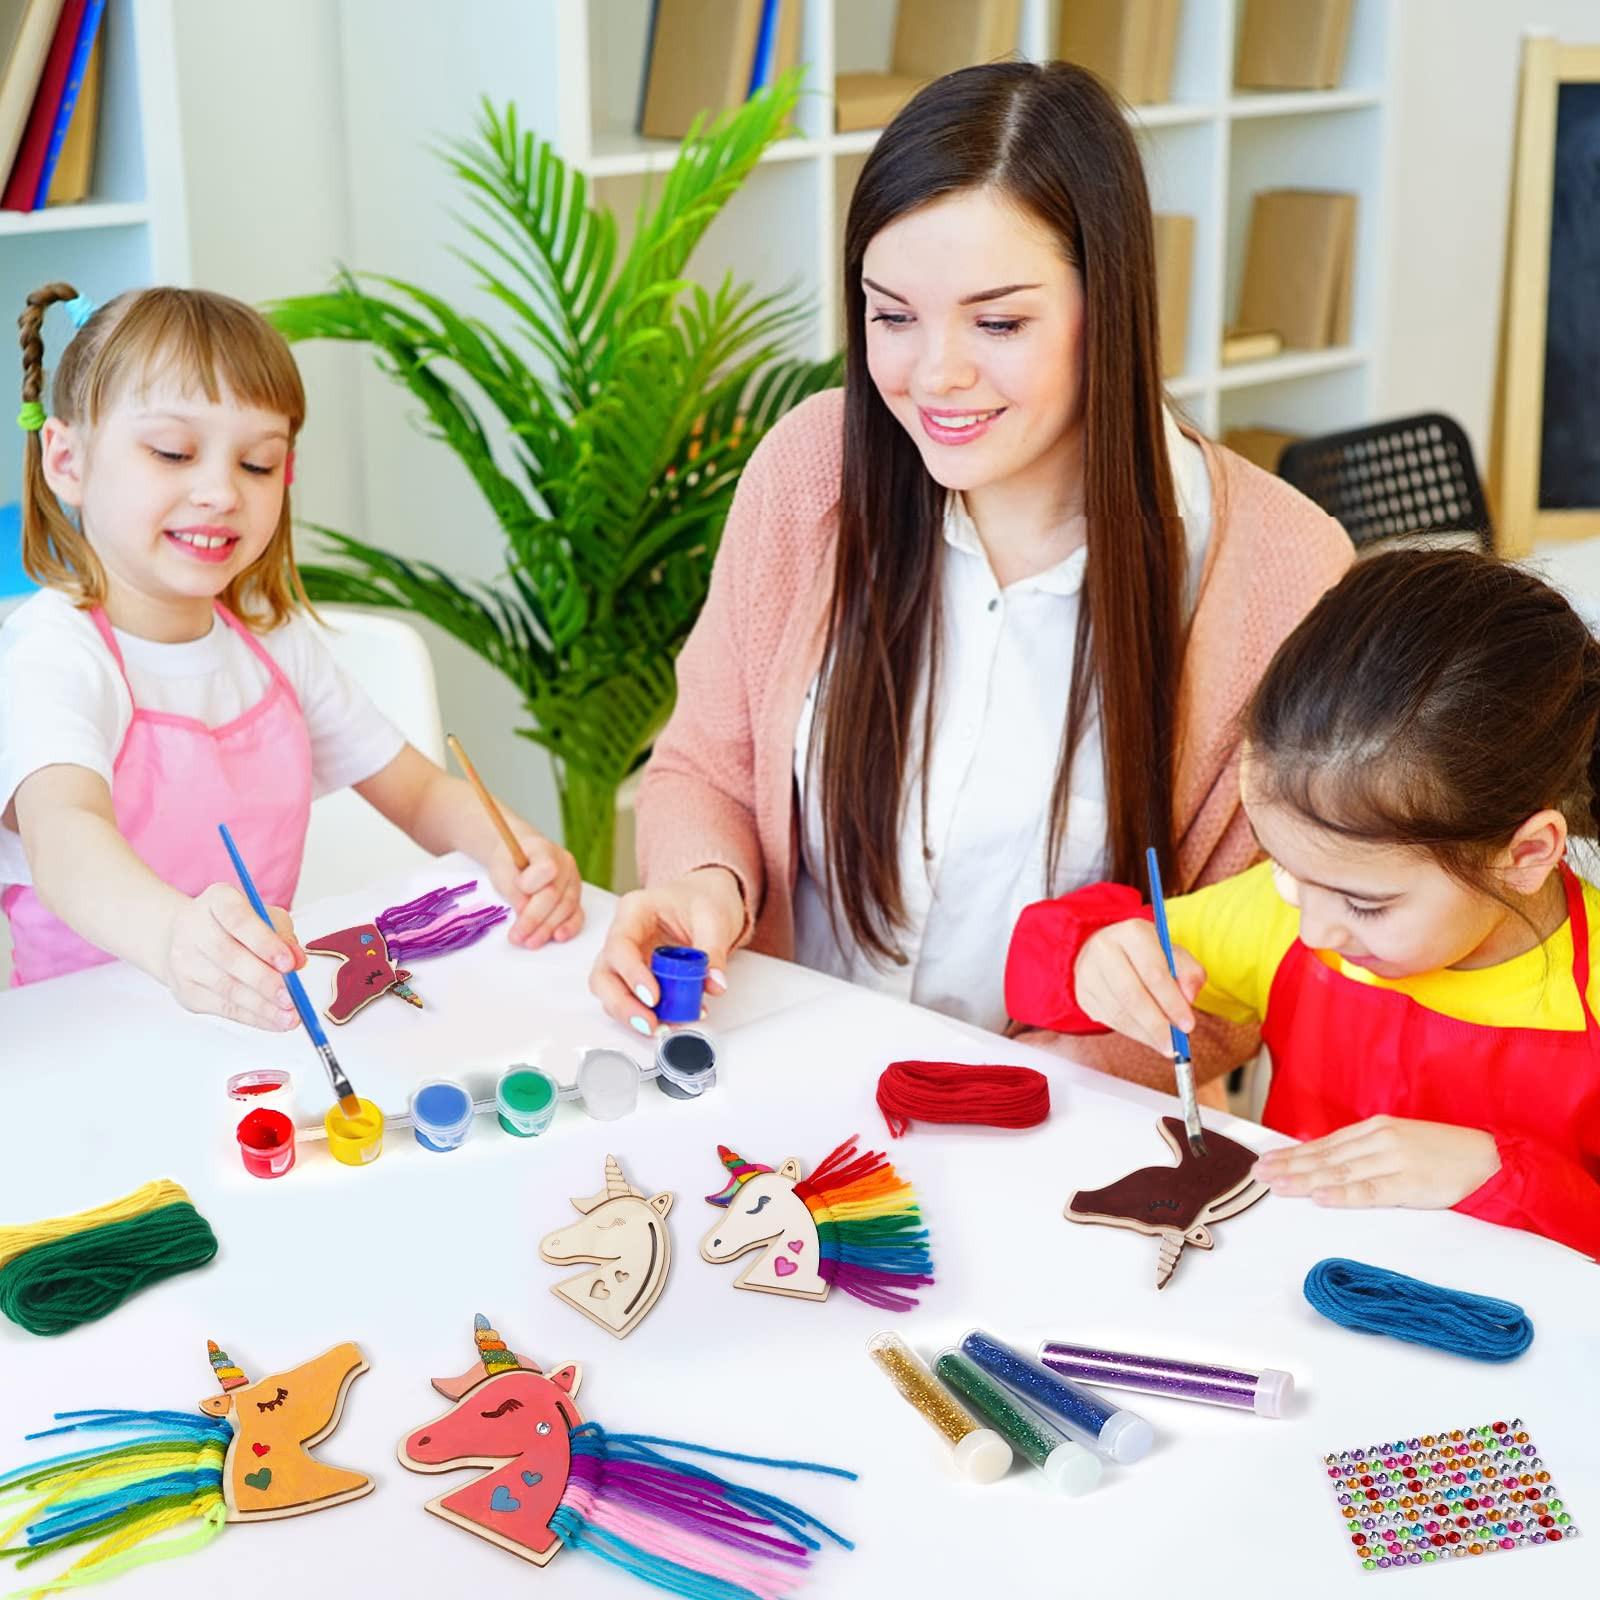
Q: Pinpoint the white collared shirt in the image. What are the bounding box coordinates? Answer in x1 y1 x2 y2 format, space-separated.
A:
792 413 1212 1032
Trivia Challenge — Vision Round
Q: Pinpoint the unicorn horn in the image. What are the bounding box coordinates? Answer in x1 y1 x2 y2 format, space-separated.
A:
605 1155 636 1200
207 1339 247 1391
473 1313 520 1375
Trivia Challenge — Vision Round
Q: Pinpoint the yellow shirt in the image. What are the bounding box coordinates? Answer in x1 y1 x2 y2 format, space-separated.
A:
1166 861 1600 1031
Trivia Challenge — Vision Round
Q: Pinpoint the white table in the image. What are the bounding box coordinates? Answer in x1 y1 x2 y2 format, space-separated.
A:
2 853 1596 1599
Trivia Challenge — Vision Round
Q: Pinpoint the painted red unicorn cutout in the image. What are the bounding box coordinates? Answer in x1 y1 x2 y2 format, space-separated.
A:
307 880 508 1021
0 1337 372 1592
700 1135 934 1311
397 1314 856 1596
1065 1116 1269 1287
538 1154 674 1338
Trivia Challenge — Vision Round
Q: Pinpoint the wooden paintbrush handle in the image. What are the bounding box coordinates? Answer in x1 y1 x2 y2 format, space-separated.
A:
447 734 530 873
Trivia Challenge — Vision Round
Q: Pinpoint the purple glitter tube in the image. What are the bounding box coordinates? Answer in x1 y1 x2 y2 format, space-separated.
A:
1038 1340 1293 1418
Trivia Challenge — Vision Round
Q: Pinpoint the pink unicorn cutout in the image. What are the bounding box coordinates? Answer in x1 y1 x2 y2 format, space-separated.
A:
397 1314 857 1595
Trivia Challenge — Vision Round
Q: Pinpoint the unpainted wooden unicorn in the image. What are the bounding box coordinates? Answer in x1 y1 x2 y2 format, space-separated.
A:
538 1154 673 1338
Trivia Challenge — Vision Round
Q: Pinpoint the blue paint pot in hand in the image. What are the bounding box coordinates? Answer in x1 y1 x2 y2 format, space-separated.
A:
650 944 709 1023
410 1079 475 1152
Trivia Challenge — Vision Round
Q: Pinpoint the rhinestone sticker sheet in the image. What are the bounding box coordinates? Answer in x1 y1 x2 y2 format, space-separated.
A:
1323 1418 1580 1571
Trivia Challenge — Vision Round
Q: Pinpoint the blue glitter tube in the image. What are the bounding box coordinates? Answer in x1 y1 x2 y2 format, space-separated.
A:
962 1328 1154 1463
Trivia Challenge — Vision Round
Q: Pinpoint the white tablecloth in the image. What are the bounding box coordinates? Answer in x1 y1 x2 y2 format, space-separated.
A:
1 853 1596 1598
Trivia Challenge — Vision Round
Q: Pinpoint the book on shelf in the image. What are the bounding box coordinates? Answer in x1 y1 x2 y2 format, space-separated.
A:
30 0 99 207
1056 0 1182 105
43 21 95 203
1236 188 1356 350
836 0 1020 132
1235 0 1352 92
745 0 802 95
639 0 767 141
1152 212 1194 380
1220 327 1284 365
1221 427 1301 472
1 0 97 211
0 0 64 193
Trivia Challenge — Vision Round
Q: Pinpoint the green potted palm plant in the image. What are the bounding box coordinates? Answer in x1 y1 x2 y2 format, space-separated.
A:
269 76 838 886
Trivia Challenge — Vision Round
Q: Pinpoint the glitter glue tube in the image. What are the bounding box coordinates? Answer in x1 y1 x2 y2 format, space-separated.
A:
961 1328 1153 1464
867 1332 1013 1484
1039 1339 1293 1418
933 1349 1102 1495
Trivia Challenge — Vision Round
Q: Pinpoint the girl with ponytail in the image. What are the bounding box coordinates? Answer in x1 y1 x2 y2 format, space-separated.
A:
1009 549 1600 1258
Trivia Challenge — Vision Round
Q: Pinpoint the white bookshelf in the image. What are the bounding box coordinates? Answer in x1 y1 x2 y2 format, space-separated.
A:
546 0 1394 441
0 0 190 599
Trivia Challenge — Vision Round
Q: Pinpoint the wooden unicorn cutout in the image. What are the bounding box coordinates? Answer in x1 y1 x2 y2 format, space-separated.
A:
198 1338 373 1519
0 1337 372 1591
700 1135 934 1311
538 1154 673 1339
399 1314 582 1565
1065 1116 1269 1288
397 1313 856 1590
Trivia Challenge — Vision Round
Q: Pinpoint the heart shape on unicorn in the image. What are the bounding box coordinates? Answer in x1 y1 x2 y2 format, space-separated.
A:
395 1313 858 1589
699 1135 935 1311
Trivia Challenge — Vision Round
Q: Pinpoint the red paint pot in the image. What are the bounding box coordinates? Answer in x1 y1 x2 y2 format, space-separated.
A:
237 1108 296 1179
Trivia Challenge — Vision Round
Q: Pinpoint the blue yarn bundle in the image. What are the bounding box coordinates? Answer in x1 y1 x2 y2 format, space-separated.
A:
1303 1258 1534 1362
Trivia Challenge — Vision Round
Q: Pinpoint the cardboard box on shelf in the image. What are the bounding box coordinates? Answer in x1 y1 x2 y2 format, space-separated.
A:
1236 188 1356 350
1235 0 1353 92
1153 212 1195 379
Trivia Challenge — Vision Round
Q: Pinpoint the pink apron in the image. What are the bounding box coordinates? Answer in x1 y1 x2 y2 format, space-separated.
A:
4 605 313 985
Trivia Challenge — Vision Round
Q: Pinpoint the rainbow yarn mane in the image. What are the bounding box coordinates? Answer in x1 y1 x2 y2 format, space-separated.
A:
708 1136 934 1311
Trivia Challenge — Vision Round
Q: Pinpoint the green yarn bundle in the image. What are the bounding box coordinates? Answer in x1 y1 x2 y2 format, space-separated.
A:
0 1180 218 1337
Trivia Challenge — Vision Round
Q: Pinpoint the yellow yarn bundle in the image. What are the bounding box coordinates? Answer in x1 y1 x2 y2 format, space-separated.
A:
0 1180 191 1272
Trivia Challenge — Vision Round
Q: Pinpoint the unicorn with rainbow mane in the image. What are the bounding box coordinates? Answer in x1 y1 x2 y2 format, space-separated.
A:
398 1314 855 1597
0 1338 371 1591
700 1135 934 1310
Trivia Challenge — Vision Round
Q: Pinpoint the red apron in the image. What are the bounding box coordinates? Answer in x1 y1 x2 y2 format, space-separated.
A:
1261 864 1600 1252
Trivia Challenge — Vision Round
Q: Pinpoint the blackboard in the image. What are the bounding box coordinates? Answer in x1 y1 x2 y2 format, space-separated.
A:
1538 81 1600 511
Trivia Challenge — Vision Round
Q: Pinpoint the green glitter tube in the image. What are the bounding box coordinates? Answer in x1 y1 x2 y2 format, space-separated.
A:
934 1349 1102 1495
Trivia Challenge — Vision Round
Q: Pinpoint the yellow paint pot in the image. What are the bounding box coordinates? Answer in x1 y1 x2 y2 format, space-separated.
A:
323 1098 384 1166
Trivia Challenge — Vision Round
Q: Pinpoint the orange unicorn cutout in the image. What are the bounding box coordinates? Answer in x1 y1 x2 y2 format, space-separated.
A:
199 1338 374 1519
538 1154 674 1338
0 1337 373 1591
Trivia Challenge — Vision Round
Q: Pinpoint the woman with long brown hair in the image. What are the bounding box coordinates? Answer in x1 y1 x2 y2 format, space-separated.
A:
590 61 1352 1092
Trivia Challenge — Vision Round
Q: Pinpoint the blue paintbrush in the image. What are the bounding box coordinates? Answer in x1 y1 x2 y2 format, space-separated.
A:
219 823 361 1117
1146 845 1206 1157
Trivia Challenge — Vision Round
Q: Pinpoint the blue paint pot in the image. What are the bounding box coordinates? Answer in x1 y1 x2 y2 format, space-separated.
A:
410 1078 475 1152
650 944 709 1023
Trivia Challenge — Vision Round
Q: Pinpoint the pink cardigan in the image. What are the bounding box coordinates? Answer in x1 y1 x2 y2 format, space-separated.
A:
637 389 1354 1087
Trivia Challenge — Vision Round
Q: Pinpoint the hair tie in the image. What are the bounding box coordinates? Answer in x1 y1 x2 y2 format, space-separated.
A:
64 293 95 329
16 401 45 432
876 1060 1051 1137
1303 1258 1534 1363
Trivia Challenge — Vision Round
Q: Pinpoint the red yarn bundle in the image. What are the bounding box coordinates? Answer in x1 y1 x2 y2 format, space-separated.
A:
876 1060 1051 1138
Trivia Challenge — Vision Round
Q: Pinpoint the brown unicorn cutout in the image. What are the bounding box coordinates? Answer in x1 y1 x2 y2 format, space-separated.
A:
198 1338 372 1520
398 1314 583 1566
1065 1117 1269 1288
538 1154 674 1338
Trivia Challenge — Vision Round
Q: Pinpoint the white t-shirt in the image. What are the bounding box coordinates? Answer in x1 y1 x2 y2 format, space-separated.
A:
0 589 406 886
792 412 1212 1033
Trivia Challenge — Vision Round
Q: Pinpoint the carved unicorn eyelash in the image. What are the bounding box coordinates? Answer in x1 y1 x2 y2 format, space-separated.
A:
256 1387 288 1413
745 1194 771 1215
481 1397 523 1418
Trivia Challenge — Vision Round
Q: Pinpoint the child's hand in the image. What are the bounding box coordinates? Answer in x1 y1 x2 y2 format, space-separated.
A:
493 828 584 949
1074 919 1206 1055
1252 1116 1501 1209
163 884 305 1030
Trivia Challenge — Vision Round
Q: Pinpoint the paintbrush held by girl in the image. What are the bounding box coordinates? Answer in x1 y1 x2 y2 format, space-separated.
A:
0 285 581 1021
1007 549 1600 1259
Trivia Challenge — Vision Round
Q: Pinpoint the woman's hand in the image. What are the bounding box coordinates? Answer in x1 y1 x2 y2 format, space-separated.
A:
1073 919 1206 1055
590 866 744 1035
489 825 584 949
163 884 306 1031
1252 1116 1501 1209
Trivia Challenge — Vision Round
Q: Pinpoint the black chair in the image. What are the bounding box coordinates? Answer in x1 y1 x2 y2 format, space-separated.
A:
1276 413 1493 550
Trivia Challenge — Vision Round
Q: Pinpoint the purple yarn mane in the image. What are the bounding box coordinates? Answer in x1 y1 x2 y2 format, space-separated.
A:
378 881 508 962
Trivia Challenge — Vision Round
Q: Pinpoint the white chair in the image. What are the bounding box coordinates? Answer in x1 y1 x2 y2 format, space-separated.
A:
296 605 444 907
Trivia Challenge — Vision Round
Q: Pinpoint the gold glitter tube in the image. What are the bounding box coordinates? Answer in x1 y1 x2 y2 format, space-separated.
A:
867 1331 1013 1483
